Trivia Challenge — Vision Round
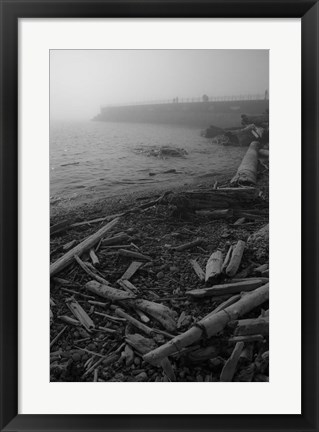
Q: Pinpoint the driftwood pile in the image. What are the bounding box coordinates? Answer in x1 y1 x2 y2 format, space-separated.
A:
202 111 269 148
50 140 269 383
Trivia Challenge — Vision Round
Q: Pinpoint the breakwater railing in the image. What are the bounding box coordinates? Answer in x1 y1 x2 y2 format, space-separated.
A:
102 93 267 109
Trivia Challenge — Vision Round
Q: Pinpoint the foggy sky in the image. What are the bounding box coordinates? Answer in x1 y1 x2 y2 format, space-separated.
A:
50 50 269 121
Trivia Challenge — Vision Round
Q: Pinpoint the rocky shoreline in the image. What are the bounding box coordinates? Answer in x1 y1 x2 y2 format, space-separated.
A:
50 141 269 383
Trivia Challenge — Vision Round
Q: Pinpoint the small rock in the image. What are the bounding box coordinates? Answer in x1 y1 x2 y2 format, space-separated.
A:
72 353 82 362
179 370 186 379
156 271 165 280
169 266 179 272
134 357 141 366
135 372 148 382
153 334 165 344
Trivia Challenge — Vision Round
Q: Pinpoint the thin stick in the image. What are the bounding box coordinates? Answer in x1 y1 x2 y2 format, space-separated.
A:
61 287 95 300
74 255 110 285
94 311 127 322
50 326 67 349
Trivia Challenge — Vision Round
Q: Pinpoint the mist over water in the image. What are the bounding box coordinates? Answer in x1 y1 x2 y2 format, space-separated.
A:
50 121 247 207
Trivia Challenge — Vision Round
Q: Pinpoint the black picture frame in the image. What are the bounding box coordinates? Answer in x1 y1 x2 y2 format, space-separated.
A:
1 1 318 431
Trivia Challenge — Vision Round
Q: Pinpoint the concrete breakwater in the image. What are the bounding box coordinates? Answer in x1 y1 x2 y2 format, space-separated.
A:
94 99 269 129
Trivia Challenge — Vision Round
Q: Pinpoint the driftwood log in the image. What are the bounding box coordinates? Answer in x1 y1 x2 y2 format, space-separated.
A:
224 125 257 147
144 283 269 364
50 217 119 277
205 250 223 283
170 187 261 212
226 240 246 277
186 279 265 298
85 281 177 332
220 342 244 381
234 316 269 336
231 141 260 186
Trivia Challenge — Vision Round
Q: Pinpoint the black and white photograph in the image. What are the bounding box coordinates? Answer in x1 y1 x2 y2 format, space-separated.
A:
49 49 269 383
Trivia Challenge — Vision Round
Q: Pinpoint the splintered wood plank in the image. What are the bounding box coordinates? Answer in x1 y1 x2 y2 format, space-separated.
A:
66 298 95 331
121 261 143 281
189 259 205 281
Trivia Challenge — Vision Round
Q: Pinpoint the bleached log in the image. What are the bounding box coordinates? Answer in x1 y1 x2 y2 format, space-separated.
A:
205 250 223 284
220 342 244 382
231 141 261 185
143 283 268 364
186 279 265 298
89 249 100 267
120 261 143 281
85 280 136 301
127 299 177 332
74 255 110 285
50 217 119 277
226 240 245 277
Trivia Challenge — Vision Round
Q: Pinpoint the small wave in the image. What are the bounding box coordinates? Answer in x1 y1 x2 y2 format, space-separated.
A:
61 162 80 167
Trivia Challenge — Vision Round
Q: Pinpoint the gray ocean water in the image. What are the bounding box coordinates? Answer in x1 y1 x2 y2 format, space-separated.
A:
50 121 247 207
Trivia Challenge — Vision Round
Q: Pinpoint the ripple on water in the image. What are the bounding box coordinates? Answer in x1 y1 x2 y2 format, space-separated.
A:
50 121 247 207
